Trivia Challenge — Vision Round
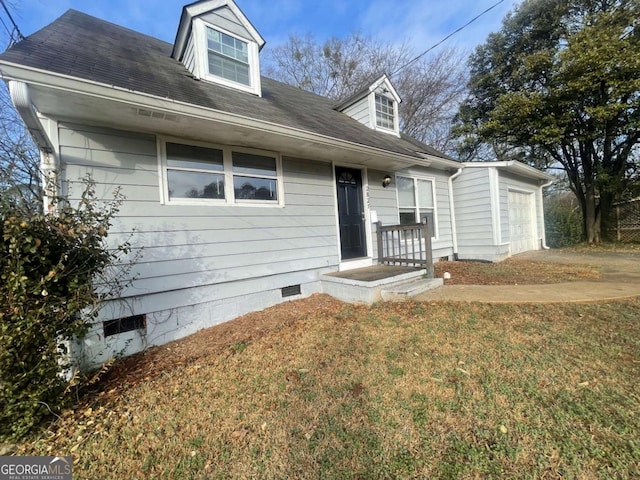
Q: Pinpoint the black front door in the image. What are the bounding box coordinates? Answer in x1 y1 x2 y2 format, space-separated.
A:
336 167 367 260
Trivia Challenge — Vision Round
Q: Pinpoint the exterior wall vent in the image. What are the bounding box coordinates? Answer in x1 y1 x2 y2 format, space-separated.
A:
103 314 146 337
281 285 301 298
137 108 177 122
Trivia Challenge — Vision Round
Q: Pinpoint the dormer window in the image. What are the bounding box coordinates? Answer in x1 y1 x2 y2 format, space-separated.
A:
334 74 401 137
172 1 266 97
194 19 260 94
207 27 250 86
375 94 395 130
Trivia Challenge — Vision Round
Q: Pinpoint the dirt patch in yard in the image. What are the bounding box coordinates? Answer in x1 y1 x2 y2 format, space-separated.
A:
434 257 600 285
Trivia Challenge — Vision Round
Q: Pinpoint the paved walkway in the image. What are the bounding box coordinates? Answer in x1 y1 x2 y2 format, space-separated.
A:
415 250 640 304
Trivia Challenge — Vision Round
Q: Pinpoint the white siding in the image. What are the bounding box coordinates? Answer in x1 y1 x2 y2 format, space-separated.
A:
58 123 339 367
342 97 372 127
201 7 252 41
453 168 494 248
183 33 196 73
368 169 400 258
453 167 544 261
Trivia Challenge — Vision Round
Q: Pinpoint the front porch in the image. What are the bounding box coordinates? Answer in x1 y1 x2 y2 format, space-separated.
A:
321 265 442 304
322 221 443 304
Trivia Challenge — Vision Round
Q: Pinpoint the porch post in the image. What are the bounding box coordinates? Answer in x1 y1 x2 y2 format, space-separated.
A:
423 219 433 278
376 221 383 265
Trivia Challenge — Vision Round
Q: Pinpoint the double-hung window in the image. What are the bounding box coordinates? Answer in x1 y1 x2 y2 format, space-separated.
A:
165 142 225 201
397 175 437 238
206 27 250 86
161 139 281 206
232 151 278 202
375 94 395 130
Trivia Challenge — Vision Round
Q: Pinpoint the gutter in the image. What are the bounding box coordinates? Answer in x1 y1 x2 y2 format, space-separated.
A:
0 62 439 170
447 167 464 260
539 178 555 249
8 80 54 153
8 80 58 213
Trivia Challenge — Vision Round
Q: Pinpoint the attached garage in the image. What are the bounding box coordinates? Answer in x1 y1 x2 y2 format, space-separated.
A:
452 161 554 262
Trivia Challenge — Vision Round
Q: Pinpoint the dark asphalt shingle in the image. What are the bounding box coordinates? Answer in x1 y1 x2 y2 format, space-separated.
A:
0 9 454 161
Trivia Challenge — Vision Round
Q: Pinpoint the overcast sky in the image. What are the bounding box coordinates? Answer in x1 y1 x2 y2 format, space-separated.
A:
10 0 520 58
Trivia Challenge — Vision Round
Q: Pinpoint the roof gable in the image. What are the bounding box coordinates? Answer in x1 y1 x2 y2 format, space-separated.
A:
335 74 402 137
172 0 265 61
334 74 401 112
172 0 264 96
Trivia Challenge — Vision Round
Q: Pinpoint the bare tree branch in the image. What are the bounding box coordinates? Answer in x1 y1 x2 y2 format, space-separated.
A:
263 33 468 154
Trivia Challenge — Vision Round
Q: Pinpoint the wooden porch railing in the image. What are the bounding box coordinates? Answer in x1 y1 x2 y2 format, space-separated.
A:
376 221 433 277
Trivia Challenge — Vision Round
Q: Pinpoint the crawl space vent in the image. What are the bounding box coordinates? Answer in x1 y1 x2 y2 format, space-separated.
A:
281 285 301 298
103 314 146 337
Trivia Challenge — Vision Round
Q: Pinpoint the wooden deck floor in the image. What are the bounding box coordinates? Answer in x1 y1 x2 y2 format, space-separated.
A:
324 265 423 282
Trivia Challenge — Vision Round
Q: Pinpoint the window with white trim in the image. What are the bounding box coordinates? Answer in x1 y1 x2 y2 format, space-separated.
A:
232 151 278 202
166 142 225 201
192 18 261 96
375 94 395 130
160 139 282 206
397 175 437 238
207 27 250 86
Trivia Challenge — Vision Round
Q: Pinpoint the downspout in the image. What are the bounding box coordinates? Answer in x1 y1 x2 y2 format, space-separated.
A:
447 167 463 260
7 80 58 213
539 178 554 249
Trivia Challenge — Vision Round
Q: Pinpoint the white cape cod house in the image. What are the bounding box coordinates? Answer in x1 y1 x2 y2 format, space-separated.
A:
0 0 552 367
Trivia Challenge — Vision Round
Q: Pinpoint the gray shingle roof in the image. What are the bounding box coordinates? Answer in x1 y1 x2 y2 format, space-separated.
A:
0 9 455 161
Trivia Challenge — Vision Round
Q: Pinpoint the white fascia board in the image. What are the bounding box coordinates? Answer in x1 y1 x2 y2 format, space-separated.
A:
462 161 553 182
369 74 401 104
187 0 265 47
334 89 368 112
416 152 462 171
0 62 429 168
488 167 502 245
336 74 402 112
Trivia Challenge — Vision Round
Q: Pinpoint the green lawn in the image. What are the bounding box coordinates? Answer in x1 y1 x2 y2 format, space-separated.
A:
17 295 640 479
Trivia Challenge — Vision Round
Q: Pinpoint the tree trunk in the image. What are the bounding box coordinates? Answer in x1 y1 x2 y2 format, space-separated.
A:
599 191 616 242
583 185 601 243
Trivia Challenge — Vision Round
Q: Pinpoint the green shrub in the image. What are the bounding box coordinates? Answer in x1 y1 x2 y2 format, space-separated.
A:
0 179 130 441
544 193 584 248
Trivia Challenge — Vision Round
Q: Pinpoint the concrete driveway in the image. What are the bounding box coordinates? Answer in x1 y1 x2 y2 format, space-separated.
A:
415 249 640 304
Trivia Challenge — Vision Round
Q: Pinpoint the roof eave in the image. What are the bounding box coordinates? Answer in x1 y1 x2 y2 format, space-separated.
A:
0 61 427 167
416 152 462 170
462 161 554 182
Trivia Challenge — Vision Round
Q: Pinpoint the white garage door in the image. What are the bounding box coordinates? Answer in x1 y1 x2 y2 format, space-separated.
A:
508 190 536 255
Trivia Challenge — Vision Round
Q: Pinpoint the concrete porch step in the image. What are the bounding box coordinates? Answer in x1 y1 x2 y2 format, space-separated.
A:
321 266 444 304
380 278 444 301
321 267 427 304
